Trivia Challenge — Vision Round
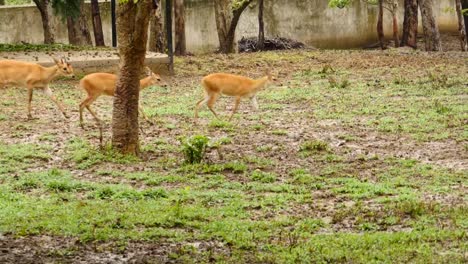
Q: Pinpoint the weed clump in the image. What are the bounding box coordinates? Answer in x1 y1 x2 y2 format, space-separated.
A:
180 135 210 164
300 140 330 153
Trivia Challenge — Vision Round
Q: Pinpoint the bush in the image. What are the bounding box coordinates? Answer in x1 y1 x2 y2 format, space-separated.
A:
180 135 210 164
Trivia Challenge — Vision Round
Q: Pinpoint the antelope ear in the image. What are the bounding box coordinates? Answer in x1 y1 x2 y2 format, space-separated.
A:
52 57 60 64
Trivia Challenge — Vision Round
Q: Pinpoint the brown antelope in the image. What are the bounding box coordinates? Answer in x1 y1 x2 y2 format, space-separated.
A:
78 67 165 142
194 72 273 120
0 57 74 119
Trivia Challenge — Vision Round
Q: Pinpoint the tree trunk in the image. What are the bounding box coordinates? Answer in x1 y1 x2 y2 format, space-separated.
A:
174 0 186 56
391 2 399 47
401 0 418 48
112 0 153 155
0 0 5 6
66 0 92 46
377 0 385 49
257 0 265 50
456 0 468 51
91 0 105 46
214 0 252 53
33 0 56 44
418 0 442 51
463 0 468 39
149 6 166 53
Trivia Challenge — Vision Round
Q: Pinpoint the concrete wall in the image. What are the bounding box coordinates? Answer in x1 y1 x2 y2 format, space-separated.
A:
0 0 458 52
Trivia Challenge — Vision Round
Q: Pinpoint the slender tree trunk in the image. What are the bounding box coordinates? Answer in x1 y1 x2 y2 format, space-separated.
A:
463 0 468 39
257 0 265 50
377 0 385 49
66 0 92 46
391 2 399 47
401 0 418 48
112 0 153 155
174 0 186 55
418 0 442 51
91 0 105 46
149 6 166 53
214 0 252 53
33 0 56 44
456 0 468 51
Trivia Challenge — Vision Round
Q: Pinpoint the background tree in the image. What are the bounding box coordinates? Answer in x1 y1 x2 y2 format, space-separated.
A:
0 0 5 5
149 6 166 53
112 0 153 155
377 0 384 49
91 0 105 46
456 0 468 51
418 0 442 51
401 0 418 48
388 0 399 47
174 0 186 55
52 0 92 45
463 0 468 37
33 0 56 44
214 0 253 53
257 0 265 50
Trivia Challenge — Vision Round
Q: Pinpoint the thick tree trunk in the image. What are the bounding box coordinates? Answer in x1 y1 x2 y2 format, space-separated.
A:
66 0 92 46
214 0 233 53
91 0 105 46
418 0 442 51
33 0 56 44
174 0 186 56
257 0 265 50
391 2 399 47
456 0 468 51
401 0 418 48
149 7 166 53
112 0 153 155
214 0 252 53
377 0 385 49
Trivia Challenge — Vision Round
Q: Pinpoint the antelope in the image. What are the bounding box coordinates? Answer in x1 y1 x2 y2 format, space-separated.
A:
0 57 74 119
194 72 273 120
78 67 165 142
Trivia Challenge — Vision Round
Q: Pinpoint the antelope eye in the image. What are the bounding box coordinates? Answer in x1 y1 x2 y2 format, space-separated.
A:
63 67 67 71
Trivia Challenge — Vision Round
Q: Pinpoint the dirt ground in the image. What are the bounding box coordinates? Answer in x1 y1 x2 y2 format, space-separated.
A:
0 34 467 263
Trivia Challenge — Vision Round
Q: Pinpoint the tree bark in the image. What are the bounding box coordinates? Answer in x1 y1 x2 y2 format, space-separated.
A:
174 0 186 55
257 0 265 50
214 0 252 53
149 6 166 53
66 0 92 46
377 0 385 49
112 0 153 155
401 0 418 48
418 0 442 51
463 0 468 39
456 0 468 51
33 0 56 44
91 0 105 46
391 2 399 47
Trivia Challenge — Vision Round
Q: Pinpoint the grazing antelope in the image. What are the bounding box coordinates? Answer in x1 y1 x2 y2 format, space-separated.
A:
0 57 74 119
194 72 273 120
78 67 165 143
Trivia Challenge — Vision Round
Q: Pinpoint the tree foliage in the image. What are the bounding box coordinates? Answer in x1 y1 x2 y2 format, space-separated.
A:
51 0 80 20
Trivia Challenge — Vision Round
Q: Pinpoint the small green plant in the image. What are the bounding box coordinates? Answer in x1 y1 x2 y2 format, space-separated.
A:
180 135 210 164
251 170 277 183
300 140 330 153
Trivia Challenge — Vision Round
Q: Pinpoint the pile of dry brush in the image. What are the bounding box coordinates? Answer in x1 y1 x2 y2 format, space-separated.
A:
238 36 306 52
